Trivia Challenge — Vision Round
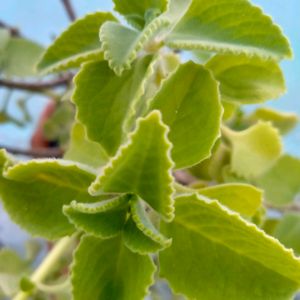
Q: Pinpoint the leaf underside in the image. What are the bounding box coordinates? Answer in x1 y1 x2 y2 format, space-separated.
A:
123 197 171 254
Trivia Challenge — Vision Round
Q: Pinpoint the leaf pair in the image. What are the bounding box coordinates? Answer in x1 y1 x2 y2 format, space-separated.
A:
64 194 171 255
73 56 222 169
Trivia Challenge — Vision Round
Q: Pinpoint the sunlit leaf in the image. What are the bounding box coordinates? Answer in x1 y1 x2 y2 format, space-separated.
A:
247 107 298 135
0 151 97 239
37 12 116 73
149 61 222 169
89 111 175 221
223 122 282 179
73 56 152 156
160 193 300 300
100 18 169 75
206 54 286 104
198 183 262 217
166 0 292 59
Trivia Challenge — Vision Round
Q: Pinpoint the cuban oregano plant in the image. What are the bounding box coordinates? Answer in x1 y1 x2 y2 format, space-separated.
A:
1 0 300 299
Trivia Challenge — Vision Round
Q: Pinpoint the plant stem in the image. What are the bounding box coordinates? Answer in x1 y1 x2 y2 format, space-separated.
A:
0 74 73 93
60 0 76 22
13 234 77 300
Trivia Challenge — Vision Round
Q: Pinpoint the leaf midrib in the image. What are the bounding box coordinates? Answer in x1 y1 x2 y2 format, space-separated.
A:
175 217 299 284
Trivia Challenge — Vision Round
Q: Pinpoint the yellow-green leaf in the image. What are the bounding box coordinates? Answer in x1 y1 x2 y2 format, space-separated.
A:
89 111 175 222
160 193 300 300
73 56 153 156
166 0 292 60
223 122 282 179
72 235 155 300
206 54 286 104
37 12 116 73
198 183 262 217
149 61 222 169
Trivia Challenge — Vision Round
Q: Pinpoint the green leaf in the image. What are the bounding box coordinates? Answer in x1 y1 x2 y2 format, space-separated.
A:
206 54 286 104
89 111 175 222
223 122 282 179
247 107 298 135
0 153 97 239
198 183 262 217
64 122 109 168
72 235 155 300
37 12 116 73
63 194 130 238
160 193 300 300
150 61 222 169
256 155 300 206
274 213 300 255
100 17 169 75
73 56 153 156
165 0 292 60
133 53 180 120
123 196 171 254
1 38 44 77
112 0 168 29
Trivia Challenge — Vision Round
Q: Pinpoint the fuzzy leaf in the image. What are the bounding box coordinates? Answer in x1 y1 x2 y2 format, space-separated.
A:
1 38 44 77
89 111 175 221
0 152 97 239
37 12 116 73
100 17 169 75
160 193 300 300
198 183 262 217
72 235 155 300
224 122 282 179
112 0 168 29
63 194 130 238
73 56 153 156
256 155 300 206
150 61 222 169
206 54 286 104
64 122 109 169
274 213 300 255
247 107 298 135
166 0 292 60
123 197 171 254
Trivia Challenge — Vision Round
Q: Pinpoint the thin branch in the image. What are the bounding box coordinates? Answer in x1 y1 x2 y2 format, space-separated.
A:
0 20 21 37
1 145 63 158
60 0 76 22
0 74 73 93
